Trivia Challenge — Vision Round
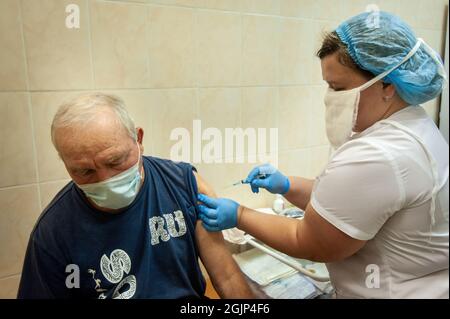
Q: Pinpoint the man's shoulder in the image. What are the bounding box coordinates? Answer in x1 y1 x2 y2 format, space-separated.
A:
144 155 195 170
143 156 197 179
32 181 75 238
143 156 198 199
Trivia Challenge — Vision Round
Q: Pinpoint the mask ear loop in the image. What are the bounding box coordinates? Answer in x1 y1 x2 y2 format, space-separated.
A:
358 39 424 92
420 39 448 90
135 140 143 178
350 40 423 132
351 92 361 132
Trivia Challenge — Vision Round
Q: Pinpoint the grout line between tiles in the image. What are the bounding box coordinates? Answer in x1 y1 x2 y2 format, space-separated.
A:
17 0 43 212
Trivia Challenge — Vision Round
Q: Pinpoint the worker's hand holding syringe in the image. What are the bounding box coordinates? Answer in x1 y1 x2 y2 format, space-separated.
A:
236 164 290 195
198 164 291 231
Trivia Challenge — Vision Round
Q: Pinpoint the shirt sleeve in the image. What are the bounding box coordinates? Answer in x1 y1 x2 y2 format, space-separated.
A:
17 221 72 299
310 139 405 241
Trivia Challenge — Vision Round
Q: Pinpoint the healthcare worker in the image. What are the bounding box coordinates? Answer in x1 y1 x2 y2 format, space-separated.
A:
197 11 449 298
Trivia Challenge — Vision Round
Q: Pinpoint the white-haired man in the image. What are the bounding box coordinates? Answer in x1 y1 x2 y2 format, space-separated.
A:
17 93 253 299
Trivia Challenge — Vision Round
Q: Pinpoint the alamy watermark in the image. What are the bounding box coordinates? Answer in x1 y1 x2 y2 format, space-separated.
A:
65 4 80 29
169 120 279 167
365 4 381 29
365 264 380 289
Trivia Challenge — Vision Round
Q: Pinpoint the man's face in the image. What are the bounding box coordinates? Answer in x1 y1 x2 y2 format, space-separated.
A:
55 109 141 185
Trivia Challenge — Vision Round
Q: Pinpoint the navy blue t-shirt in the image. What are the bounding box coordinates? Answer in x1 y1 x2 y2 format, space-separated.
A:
18 156 206 299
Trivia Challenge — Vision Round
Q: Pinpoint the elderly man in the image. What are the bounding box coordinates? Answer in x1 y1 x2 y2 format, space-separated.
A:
18 93 253 299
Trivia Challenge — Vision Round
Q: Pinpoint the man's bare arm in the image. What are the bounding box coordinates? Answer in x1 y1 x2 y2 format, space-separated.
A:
193 171 254 298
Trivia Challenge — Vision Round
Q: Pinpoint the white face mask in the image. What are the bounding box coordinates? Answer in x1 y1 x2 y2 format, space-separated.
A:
324 38 441 149
77 143 143 210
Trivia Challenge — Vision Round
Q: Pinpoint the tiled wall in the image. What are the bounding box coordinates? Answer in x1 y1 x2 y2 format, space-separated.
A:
0 0 448 298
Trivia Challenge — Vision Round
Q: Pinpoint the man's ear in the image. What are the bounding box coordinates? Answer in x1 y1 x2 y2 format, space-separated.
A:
136 127 144 153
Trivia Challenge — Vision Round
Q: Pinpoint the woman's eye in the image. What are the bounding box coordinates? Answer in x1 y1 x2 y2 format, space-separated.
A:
328 84 344 91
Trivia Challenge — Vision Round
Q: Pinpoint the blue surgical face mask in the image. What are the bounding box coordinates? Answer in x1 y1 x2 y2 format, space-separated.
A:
77 143 143 210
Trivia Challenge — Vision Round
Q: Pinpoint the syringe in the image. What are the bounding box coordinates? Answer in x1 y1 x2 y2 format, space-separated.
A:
232 174 267 186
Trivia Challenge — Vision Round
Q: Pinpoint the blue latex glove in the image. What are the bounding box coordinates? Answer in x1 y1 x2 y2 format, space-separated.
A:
245 164 290 194
197 194 239 232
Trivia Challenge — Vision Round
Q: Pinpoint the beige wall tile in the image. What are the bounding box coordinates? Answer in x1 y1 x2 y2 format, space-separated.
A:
149 89 197 159
0 0 27 91
279 19 319 85
278 86 314 151
283 19 334 86
39 179 71 209
21 0 93 90
240 0 281 15
198 89 239 130
416 0 448 30
0 274 21 299
147 0 203 7
278 148 312 179
198 88 241 131
196 11 241 87
309 85 329 146
242 87 277 129
147 5 196 88
201 0 241 11
279 0 318 18
0 93 37 187
0 185 40 278
31 92 80 182
119 0 149 3
90 1 150 89
313 0 345 21
309 145 331 177
242 15 280 86
241 87 278 158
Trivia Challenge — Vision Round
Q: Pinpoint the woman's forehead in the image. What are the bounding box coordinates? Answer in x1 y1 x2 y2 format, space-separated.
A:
321 54 369 86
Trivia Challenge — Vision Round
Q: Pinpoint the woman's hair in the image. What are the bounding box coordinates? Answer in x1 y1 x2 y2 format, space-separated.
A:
317 31 375 80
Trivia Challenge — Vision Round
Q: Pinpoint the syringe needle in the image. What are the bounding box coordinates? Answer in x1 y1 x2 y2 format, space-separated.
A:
232 180 244 186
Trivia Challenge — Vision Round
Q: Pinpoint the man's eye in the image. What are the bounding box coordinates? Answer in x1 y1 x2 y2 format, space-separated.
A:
109 161 123 167
80 169 95 176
